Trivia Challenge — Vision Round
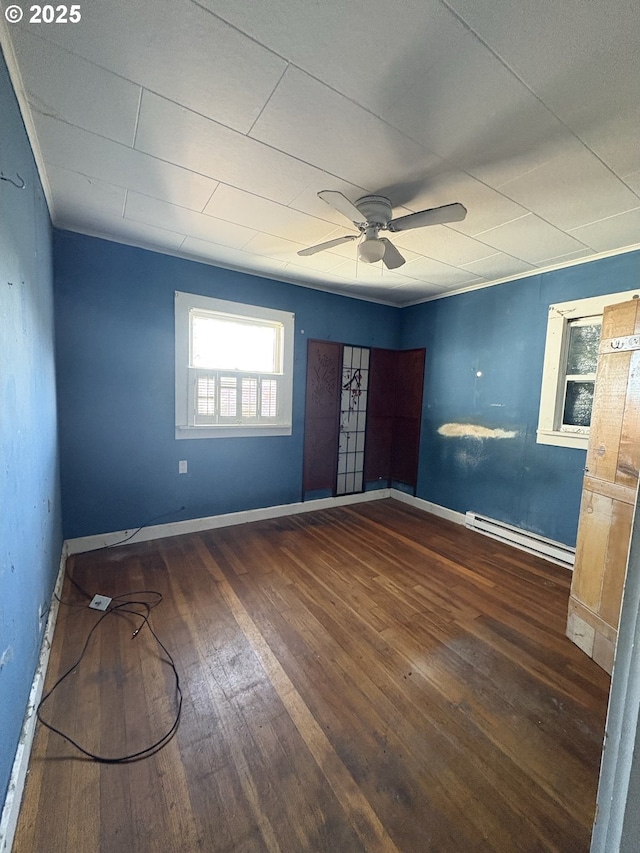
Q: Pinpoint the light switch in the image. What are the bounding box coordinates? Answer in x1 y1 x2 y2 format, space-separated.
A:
179 460 188 474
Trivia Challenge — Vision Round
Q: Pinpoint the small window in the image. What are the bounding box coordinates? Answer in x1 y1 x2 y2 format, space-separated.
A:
175 292 294 439
560 318 601 433
537 290 640 449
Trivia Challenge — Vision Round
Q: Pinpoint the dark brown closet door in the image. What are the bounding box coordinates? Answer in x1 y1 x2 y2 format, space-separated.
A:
302 340 342 491
364 348 397 481
364 347 425 487
391 349 425 485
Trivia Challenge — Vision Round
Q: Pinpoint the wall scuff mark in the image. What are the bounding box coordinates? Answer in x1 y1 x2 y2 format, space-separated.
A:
438 423 518 440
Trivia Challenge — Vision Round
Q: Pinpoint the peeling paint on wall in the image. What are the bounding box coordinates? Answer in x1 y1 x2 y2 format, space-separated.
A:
438 423 518 440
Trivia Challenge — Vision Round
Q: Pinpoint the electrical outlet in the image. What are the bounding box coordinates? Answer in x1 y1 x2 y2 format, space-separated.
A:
178 460 188 474
89 594 112 611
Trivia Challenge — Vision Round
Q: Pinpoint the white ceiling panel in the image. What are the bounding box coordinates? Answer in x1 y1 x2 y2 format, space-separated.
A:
569 209 640 253
392 225 495 266
2 0 637 304
496 142 640 231
203 185 338 245
443 0 639 122
387 281 450 304
397 172 530 238
376 27 573 185
32 115 219 212
45 164 126 219
282 265 364 297
460 253 536 281
199 0 460 112
287 182 374 227
333 281 408 305
623 171 640 195
57 210 186 253
10 28 140 147
135 91 325 205
575 109 640 181
532 248 595 268
124 192 257 249
477 215 589 265
329 260 423 288
181 237 289 275
242 233 344 272
400 256 485 287
17 0 286 134
249 66 444 194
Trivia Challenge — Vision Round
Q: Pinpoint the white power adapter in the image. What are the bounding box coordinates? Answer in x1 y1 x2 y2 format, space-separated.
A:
89 594 112 611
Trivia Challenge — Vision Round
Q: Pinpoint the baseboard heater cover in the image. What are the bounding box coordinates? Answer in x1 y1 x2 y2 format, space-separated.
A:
465 512 575 569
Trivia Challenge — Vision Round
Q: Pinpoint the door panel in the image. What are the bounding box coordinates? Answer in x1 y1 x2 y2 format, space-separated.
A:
567 299 640 673
302 340 342 492
364 348 396 482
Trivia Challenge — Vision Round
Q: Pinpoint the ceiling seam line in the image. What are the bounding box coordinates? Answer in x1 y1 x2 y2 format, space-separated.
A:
245 63 290 137
188 0 291 66
131 88 143 150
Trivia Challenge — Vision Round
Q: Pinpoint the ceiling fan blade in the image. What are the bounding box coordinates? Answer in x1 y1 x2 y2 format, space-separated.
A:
388 202 467 232
317 190 365 224
297 235 357 256
380 238 406 270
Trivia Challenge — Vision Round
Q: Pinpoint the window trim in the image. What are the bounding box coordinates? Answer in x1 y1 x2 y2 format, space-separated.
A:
537 289 640 449
175 292 294 439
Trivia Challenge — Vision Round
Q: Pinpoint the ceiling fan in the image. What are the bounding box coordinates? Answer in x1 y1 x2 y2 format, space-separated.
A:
298 191 467 269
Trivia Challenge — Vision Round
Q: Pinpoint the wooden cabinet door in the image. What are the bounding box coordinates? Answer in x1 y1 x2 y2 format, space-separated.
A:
567 299 640 673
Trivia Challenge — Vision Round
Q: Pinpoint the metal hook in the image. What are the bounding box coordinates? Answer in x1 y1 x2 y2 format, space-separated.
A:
0 172 26 189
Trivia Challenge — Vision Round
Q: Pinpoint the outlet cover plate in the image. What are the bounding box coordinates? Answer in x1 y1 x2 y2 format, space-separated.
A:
89 594 112 611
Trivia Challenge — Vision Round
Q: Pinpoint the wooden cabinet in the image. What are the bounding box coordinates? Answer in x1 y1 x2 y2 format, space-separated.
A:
567 299 640 673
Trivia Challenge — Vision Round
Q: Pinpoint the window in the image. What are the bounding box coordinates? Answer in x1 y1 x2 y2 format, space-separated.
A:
175 292 294 438
537 289 640 449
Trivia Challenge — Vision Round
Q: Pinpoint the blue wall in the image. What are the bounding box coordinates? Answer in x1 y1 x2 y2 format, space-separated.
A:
54 228 640 548
53 231 400 539
401 252 640 546
0 51 62 805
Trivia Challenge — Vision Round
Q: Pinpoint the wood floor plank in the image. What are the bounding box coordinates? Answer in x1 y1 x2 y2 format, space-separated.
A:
13 499 609 852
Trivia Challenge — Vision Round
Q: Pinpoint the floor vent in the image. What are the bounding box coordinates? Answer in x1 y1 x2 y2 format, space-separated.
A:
465 512 575 569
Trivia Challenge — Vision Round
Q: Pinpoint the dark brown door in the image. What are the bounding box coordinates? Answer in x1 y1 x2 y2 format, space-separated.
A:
391 349 426 485
364 348 425 488
302 340 342 492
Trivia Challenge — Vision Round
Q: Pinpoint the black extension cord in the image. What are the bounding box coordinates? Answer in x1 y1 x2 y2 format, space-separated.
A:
38 507 186 763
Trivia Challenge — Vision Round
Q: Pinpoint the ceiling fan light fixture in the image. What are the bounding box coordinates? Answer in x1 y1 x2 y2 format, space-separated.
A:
358 237 386 264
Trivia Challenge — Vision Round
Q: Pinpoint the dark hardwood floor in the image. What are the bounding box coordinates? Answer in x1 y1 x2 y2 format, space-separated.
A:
14 499 610 852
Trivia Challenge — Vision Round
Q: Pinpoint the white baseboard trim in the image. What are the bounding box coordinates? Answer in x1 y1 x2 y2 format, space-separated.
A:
0 544 67 853
389 490 467 525
65 489 393 555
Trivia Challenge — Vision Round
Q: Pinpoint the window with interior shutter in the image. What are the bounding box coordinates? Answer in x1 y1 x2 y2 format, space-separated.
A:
175 292 294 438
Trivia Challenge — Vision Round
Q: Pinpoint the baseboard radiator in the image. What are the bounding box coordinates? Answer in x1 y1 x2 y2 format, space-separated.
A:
465 512 575 569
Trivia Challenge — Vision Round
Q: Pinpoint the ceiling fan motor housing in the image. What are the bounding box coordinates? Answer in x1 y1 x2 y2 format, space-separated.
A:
354 195 393 228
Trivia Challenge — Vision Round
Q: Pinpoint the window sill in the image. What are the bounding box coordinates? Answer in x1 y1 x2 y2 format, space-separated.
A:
536 429 588 450
175 424 292 440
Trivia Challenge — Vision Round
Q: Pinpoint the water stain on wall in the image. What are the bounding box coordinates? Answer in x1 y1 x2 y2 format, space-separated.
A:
438 423 518 440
